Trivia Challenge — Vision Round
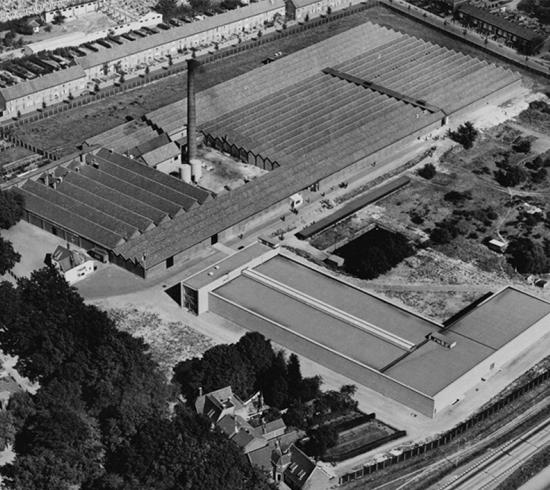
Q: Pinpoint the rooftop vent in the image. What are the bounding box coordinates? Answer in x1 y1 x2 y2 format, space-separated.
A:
428 332 456 349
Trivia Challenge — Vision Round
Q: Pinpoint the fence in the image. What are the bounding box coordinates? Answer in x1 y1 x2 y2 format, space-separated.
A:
337 368 550 485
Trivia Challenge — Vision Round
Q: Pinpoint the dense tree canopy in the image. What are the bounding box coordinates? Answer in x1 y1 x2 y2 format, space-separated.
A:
507 237 548 274
0 190 23 230
0 269 273 489
173 332 321 409
337 228 414 280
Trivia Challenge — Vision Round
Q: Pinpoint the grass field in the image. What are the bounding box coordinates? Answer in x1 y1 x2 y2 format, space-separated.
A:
13 5 546 156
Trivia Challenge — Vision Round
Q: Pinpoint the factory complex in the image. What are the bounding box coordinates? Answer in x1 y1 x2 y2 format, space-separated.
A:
11 22 522 278
177 243 550 417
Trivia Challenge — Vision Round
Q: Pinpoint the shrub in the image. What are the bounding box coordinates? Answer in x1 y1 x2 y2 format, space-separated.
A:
495 165 528 187
531 167 547 184
444 190 472 205
430 219 460 244
417 163 436 179
512 137 531 153
410 212 424 225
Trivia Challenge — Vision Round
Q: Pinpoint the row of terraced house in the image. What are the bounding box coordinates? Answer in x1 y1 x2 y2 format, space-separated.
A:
0 0 359 120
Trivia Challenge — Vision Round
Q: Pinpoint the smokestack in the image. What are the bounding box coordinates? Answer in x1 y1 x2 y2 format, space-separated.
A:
187 59 200 164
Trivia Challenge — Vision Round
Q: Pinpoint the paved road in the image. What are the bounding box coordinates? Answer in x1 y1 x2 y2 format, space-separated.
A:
431 417 550 490
518 464 550 490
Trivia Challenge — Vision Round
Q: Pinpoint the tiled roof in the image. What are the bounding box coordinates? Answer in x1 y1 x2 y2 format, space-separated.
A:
284 445 316 488
262 418 286 435
0 64 86 102
76 0 285 69
458 4 541 41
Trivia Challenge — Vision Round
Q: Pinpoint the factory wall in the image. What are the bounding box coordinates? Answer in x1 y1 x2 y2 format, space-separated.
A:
433 313 550 414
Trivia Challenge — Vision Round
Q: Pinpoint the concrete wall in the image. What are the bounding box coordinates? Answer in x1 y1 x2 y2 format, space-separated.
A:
64 259 95 284
209 292 437 416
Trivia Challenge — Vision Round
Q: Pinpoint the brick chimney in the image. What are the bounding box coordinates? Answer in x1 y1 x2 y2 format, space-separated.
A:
187 59 200 164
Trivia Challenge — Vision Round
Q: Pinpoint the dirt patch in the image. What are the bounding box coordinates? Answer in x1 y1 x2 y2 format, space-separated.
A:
106 306 213 378
195 146 267 193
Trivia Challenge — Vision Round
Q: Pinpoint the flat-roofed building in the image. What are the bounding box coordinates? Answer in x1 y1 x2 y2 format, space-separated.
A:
205 251 550 417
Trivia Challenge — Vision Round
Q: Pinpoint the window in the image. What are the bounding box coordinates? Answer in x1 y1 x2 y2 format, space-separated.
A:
211 234 218 245
166 256 174 268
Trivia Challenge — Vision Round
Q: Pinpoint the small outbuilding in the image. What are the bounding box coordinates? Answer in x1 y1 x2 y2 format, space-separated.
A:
51 245 96 284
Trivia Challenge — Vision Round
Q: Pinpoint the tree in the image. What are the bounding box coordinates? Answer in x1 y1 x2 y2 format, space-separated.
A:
287 354 303 401
0 189 25 229
418 163 436 179
189 0 212 12
507 238 547 274
339 228 414 280
444 190 472 205
512 138 531 153
0 237 20 274
1 268 273 489
154 0 178 20
9 408 104 489
52 11 66 25
91 406 274 490
221 0 240 9
495 165 528 187
0 410 16 451
531 167 547 184
448 121 478 149
302 425 338 458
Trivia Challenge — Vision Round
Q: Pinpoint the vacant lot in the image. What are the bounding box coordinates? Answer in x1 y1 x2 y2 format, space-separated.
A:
13 5 543 156
378 121 550 275
106 306 213 378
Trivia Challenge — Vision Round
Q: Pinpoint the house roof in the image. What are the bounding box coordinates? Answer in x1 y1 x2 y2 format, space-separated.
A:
247 444 274 471
284 445 316 488
261 418 286 436
458 4 541 41
52 245 88 272
76 0 285 69
140 142 180 167
0 64 86 103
